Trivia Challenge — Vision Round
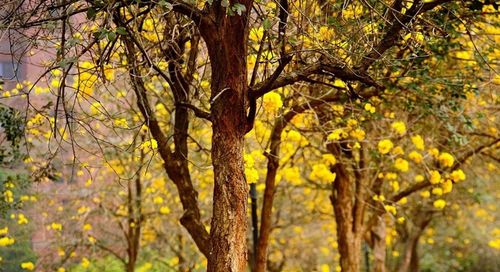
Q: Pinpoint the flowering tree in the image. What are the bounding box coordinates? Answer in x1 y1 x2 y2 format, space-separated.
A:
0 0 498 271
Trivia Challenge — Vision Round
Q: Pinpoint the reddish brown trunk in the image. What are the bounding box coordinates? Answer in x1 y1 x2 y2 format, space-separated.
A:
202 13 250 272
328 143 361 272
255 118 283 272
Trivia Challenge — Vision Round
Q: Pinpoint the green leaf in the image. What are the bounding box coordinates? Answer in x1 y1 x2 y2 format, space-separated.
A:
107 31 117 41
86 7 97 20
263 18 272 30
232 3 246 16
115 27 127 36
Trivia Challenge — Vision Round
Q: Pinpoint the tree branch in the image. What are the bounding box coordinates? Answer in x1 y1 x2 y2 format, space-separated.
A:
250 58 383 99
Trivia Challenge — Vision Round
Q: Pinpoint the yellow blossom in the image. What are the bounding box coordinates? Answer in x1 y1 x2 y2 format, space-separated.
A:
51 222 63 231
428 147 440 159
81 257 90 268
394 158 409 172
384 205 397 215
408 151 423 164
438 152 454 168
364 103 376 113
309 164 336 183
391 121 406 136
420 191 431 198
78 206 90 215
378 139 394 154
18 213 28 225
113 118 128 128
327 128 347 141
442 179 453 194
391 146 404 156
0 237 15 246
333 79 347 88
414 175 424 182
153 196 164 204
160 206 171 215
433 199 446 209
411 135 425 150
331 104 344 115
489 239 500 249
450 169 466 182
262 92 283 112
429 170 441 184
350 128 365 141
245 167 259 183
390 180 400 191
322 154 337 165
21 262 35 271
432 187 443 196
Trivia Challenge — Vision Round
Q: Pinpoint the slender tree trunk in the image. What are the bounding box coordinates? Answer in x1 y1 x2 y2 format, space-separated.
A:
255 118 283 272
126 148 144 272
397 213 432 272
397 233 420 272
329 143 361 272
202 14 250 272
371 217 387 272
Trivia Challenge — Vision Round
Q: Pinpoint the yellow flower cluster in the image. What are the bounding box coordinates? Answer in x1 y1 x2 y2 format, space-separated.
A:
394 158 409 172
391 121 406 136
429 170 442 184
309 164 336 183
322 154 337 166
438 152 454 168
17 213 28 225
3 190 14 203
442 180 453 194
51 222 63 231
364 103 376 113
378 139 394 154
21 262 35 271
450 169 466 182
0 236 15 247
433 199 446 209
349 128 366 141
408 151 423 164
327 128 347 141
384 205 397 215
411 135 425 150
262 92 283 113
244 153 259 184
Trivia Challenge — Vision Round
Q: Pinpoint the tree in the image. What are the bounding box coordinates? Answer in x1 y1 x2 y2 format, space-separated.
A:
1 0 499 271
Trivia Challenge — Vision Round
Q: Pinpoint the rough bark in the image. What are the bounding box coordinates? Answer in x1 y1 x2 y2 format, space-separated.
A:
200 6 252 271
328 143 362 272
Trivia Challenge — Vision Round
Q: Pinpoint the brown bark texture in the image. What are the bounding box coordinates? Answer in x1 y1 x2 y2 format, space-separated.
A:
200 5 252 271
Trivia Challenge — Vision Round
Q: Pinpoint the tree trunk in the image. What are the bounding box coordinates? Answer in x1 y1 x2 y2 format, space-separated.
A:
202 14 250 272
371 217 387 272
255 117 283 272
397 212 432 272
329 143 361 272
